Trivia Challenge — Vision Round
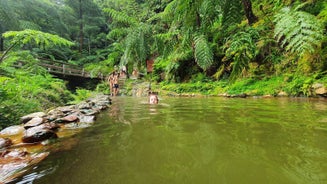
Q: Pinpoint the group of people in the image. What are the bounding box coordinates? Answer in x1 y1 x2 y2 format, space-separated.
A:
107 72 120 96
107 69 159 104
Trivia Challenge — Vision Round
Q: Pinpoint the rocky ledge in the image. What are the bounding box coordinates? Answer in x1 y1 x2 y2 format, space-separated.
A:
0 94 111 183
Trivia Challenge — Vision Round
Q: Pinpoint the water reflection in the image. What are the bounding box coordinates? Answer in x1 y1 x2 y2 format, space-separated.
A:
15 97 327 184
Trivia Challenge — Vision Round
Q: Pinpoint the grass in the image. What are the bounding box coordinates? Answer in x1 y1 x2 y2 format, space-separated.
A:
155 74 327 97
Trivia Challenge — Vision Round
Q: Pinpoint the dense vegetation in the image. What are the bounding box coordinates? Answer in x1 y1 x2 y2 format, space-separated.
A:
1 0 327 128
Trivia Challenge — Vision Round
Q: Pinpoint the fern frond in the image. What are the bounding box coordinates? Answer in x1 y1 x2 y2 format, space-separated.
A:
194 34 213 71
104 8 138 26
19 20 41 30
274 4 324 56
223 28 259 81
3 29 74 47
106 28 129 40
221 0 243 28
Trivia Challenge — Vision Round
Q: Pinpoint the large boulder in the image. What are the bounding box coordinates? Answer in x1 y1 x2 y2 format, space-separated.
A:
80 109 99 116
56 105 76 114
79 115 96 123
55 114 79 123
24 117 44 129
0 138 12 149
312 83 327 97
20 112 46 124
0 125 24 136
77 102 93 109
22 124 58 143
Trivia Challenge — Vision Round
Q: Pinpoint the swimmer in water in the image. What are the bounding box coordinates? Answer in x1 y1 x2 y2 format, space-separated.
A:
149 91 159 104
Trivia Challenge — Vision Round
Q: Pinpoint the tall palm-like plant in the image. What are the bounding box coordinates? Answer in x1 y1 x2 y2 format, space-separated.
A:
104 5 153 71
156 0 221 73
0 29 73 62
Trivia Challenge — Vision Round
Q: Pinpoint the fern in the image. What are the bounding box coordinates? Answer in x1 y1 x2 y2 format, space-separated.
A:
221 0 243 29
1 29 74 62
223 28 259 81
3 29 74 47
106 28 129 41
274 4 324 56
19 20 41 30
194 34 213 71
0 0 19 32
104 8 138 26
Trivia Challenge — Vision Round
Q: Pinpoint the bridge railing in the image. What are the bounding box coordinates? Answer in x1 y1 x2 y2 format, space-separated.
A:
14 58 104 79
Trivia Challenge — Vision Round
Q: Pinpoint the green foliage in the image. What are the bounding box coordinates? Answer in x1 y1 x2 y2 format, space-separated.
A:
221 0 243 29
226 76 284 95
274 4 324 56
0 70 71 129
95 81 111 94
160 81 219 95
3 29 74 48
194 34 213 71
104 8 138 26
223 27 259 81
318 2 327 24
282 73 317 96
69 88 93 104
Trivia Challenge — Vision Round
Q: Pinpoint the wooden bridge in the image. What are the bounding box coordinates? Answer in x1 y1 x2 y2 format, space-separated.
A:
16 58 105 79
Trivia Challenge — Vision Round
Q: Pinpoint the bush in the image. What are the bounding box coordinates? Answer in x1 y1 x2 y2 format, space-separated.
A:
0 71 72 129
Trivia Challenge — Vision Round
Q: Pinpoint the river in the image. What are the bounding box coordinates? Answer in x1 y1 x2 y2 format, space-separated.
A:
13 97 327 184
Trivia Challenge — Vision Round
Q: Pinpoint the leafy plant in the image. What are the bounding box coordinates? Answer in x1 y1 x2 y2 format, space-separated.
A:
223 27 259 82
69 88 93 104
193 34 213 71
274 3 324 56
1 29 74 62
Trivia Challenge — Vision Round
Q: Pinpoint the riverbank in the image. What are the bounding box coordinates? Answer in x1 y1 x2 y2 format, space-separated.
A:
145 75 327 98
0 94 111 183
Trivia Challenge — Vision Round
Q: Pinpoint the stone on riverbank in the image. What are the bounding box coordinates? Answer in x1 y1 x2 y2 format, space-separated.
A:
0 138 12 149
22 124 59 143
20 112 46 124
79 115 96 123
312 83 327 97
0 125 24 136
55 114 79 123
24 117 44 129
1 94 112 182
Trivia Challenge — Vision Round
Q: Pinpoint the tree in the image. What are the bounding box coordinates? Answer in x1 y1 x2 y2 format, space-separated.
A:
65 0 106 54
0 29 74 62
242 0 258 25
0 0 19 51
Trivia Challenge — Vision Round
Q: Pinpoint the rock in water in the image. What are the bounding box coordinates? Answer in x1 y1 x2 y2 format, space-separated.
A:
24 117 44 129
20 112 46 124
0 125 24 136
0 138 12 149
22 125 58 143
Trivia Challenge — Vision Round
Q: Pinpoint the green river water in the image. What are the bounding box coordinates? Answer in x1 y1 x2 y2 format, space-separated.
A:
14 97 327 184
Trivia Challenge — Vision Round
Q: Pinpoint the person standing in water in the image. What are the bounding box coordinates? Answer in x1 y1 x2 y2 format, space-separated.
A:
107 73 115 96
112 72 120 96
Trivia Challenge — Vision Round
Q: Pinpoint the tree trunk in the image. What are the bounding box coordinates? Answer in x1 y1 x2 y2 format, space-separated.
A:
195 11 201 28
241 0 258 25
0 36 3 51
79 0 84 53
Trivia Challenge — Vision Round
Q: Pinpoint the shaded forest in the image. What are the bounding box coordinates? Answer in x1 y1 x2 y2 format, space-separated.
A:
1 0 327 127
